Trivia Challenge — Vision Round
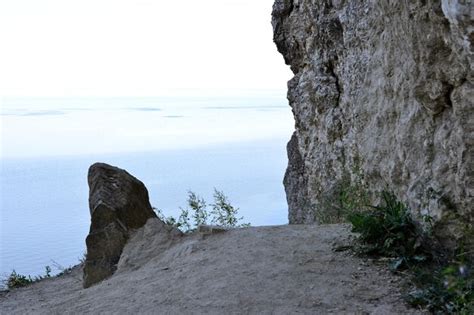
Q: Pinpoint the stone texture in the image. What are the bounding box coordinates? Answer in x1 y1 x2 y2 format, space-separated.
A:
83 163 158 288
117 217 183 273
197 225 228 236
272 0 473 247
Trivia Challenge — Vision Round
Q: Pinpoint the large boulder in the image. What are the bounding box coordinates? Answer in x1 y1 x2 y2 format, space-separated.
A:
83 163 158 288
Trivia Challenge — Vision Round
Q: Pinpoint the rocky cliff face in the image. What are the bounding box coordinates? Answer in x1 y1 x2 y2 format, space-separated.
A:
272 0 472 246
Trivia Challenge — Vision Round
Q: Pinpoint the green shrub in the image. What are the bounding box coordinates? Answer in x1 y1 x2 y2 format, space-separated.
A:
344 189 473 313
5 270 34 289
408 262 473 314
188 191 208 227
346 191 428 268
4 266 52 289
155 189 249 232
210 189 248 228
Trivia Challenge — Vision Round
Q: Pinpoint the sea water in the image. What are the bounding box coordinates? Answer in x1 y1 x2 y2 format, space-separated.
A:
0 95 293 278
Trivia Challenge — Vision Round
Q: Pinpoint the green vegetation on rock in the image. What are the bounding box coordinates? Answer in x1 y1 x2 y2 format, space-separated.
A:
339 187 473 314
347 191 429 269
3 266 51 290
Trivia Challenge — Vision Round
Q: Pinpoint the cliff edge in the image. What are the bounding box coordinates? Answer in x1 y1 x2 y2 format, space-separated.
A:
0 223 419 314
272 0 473 247
0 164 420 313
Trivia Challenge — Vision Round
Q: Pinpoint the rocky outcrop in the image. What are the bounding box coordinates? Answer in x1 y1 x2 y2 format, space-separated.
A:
84 163 163 288
273 0 472 246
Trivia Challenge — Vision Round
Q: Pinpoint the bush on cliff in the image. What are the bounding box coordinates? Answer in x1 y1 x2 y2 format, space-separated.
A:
155 189 250 232
344 189 473 314
347 190 429 269
3 266 51 290
408 261 474 314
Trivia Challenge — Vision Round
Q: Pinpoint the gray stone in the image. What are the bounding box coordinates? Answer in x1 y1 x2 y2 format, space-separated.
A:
272 0 473 247
83 163 158 288
197 225 228 236
284 133 309 223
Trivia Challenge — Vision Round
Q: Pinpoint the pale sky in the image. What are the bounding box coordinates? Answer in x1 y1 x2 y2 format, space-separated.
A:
0 0 292 97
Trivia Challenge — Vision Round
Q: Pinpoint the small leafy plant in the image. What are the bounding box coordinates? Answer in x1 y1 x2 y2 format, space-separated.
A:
408 261 474 314
210 190 247 227
346 191 428 269
5 270 33 289
343 188 473 313
155 189 250 232
3 266 52 290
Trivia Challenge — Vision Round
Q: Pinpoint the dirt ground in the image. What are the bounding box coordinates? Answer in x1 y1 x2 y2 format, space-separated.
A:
0 222 422 314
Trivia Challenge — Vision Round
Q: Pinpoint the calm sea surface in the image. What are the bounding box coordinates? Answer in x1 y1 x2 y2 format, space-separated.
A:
0 95 293 278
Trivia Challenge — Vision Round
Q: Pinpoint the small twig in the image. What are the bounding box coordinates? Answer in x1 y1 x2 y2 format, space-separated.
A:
456 250 474 257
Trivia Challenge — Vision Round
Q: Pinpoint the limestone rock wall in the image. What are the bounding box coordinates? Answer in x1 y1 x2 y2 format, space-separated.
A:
272 0 472 245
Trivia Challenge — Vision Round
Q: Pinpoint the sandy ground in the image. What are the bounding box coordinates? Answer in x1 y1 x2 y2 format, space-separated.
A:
0 222 422 314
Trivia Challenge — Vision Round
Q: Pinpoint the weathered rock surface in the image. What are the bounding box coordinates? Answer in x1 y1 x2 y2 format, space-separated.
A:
273 0 473 246
84 163 163 288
